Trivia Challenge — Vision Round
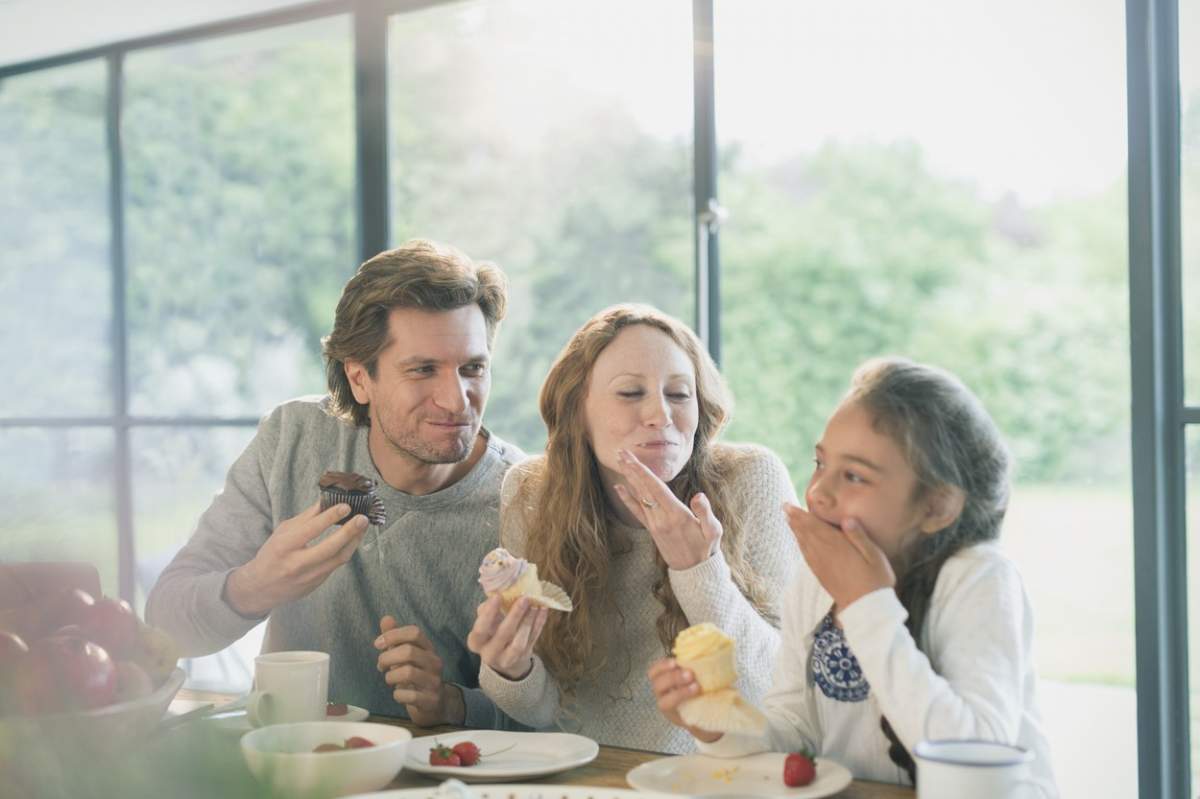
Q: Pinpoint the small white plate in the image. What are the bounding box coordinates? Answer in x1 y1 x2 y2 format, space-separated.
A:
626 752 853 798
207 702 368 733
405 730 599 782
346 784 675 799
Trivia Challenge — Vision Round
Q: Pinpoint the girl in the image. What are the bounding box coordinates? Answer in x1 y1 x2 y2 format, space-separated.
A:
649 357 1057 792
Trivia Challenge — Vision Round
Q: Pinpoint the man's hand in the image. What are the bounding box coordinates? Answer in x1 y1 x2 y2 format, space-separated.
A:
224 501 368 618
376 615 464 726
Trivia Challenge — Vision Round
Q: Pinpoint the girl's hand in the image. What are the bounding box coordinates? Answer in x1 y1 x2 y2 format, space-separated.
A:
613 449 722 570
466 595 549 681
784 503 895 610
647 658 723 743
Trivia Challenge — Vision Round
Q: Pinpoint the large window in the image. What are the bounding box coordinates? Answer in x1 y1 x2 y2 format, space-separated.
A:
715 3 1132 797
387 0 694 452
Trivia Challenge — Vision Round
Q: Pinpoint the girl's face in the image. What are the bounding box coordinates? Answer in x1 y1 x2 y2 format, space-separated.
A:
805 400 941 568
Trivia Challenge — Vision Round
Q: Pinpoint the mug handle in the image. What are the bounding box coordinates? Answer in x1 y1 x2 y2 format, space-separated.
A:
246 690 274 727
1016 777 1054 799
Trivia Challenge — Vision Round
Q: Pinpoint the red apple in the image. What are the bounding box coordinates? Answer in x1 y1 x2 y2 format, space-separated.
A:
24 635 117 712
42 588 97 633
80 598 139 659
0 631 31 716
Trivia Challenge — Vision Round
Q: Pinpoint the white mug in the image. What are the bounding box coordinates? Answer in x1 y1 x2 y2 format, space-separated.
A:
914 739 1051 799
246 650 330 727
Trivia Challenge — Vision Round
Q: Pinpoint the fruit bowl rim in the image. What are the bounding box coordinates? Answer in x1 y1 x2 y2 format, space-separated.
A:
4 666 186 722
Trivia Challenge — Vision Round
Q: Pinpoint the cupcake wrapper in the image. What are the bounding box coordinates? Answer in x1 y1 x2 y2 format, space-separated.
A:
679 688 767 735
320 487 387 527
529 581 573 612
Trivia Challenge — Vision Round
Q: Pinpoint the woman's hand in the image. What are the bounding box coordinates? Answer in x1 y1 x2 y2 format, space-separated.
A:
784 503 895 611
466 595 549 681
613 449 722 570
647 658 723 743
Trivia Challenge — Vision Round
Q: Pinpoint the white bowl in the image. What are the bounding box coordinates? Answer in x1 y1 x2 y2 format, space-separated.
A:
0 666 186 747
241 720 412 797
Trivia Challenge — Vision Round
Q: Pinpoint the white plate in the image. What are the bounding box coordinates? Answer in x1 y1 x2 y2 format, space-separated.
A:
405 730 599 782
207 702 368 733
346 784 675 799
626 752 853 798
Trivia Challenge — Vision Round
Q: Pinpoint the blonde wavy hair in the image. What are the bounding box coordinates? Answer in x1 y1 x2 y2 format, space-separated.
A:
513 304 777 692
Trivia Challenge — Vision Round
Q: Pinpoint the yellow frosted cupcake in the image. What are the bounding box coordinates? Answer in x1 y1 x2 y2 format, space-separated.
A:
673 622 737 692
673 622 765 734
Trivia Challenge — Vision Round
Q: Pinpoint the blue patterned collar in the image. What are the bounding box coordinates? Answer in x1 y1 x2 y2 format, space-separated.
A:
810 612 871 702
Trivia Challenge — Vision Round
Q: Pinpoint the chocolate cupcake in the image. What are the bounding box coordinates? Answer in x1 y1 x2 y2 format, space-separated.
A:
318 471 387 527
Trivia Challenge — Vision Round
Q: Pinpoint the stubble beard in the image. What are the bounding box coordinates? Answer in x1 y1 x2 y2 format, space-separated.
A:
381 419 478 465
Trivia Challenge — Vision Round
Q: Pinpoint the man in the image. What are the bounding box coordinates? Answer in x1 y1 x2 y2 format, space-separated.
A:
146 239 523 727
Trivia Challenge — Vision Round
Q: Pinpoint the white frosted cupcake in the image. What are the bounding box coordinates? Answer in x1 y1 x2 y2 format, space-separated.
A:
478 548 572 612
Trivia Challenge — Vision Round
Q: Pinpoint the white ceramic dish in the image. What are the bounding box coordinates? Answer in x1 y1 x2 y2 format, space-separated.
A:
626 752 853 797
405 730 599 782
208 701 368 733
345 783 677 799
240 719 411 797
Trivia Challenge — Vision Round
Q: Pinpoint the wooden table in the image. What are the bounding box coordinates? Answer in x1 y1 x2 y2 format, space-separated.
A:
172 690 913 799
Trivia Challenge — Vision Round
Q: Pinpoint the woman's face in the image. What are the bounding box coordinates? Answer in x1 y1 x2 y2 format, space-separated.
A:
583 325 699 488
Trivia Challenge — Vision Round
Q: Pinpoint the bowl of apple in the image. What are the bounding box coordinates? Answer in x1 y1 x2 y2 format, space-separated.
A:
0 587 184 749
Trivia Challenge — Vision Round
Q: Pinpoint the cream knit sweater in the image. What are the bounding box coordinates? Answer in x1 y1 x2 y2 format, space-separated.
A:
479 443 800 754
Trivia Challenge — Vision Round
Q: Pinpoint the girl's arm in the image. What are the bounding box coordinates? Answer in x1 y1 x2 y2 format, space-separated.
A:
839 547 1032 749
669 446 801 703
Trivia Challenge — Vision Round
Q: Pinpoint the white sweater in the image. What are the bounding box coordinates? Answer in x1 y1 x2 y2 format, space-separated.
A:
479 444 800 754
699 544 1057 794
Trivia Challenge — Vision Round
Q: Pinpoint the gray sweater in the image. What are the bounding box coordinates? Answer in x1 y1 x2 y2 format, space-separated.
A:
145 396 525 728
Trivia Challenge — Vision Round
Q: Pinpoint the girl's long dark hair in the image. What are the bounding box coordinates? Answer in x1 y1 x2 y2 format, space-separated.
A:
843 358 1011 784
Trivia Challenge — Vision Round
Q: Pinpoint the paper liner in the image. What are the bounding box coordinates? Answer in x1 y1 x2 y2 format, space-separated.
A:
529 580 574 612
678 687 767 735
319 486 387 527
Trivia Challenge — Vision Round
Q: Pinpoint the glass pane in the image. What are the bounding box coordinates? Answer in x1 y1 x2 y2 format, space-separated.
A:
716 3 1132 797
0 62 111 417
0 428 118 594
132 425 261 692
1185 2 1200 401
388 0 694 452
124 17 355 417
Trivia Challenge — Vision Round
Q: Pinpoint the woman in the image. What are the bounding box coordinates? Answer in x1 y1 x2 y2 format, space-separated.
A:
467 304 800 753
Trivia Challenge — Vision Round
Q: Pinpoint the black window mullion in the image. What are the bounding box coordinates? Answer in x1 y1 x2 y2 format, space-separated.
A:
1126 0 1188 796
354 0 390 261
107 50 136 603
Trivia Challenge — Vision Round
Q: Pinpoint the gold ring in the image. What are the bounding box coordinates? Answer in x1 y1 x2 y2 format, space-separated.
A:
640 497 658 509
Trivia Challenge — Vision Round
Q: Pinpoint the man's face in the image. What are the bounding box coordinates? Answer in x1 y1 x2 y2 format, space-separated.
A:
346 305 491 465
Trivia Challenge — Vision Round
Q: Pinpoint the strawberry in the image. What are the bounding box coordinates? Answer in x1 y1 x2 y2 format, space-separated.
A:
452 741 481 766
344 736 374 749
429 743 461 767
326 702 349 716
783 751 816 787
